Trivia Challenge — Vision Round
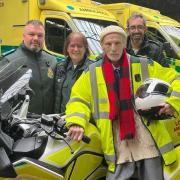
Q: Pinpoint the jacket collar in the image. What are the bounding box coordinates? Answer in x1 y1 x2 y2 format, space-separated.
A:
66 55 88 71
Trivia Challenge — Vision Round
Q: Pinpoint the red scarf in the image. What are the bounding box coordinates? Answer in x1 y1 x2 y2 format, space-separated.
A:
102 49 136 140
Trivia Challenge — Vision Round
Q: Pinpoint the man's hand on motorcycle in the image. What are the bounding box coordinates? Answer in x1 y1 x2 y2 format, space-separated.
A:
158 103 175 116
67 124 84 142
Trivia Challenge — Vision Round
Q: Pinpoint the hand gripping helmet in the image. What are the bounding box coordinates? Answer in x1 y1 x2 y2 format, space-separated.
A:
135 78 172 120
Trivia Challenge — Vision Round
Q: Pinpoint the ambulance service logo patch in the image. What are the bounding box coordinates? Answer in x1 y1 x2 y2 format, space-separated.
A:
47 67 54 78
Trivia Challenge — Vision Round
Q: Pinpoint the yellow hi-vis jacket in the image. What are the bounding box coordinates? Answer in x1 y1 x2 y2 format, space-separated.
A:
66 55 180 172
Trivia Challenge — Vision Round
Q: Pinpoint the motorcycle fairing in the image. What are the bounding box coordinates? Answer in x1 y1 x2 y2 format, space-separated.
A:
13 157 64 180
12 135 48 160
39 122 106 179
0 147 17 178
40 122 103 166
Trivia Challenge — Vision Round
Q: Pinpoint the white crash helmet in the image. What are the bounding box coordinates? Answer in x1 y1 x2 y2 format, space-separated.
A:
135 78 172 120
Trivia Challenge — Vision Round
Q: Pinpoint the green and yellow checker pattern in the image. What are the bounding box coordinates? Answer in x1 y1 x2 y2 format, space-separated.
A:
167 58 180 73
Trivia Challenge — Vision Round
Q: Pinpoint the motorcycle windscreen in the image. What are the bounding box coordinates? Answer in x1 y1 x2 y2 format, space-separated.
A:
0 62 32 118
0 62 29 96
0 67 32 104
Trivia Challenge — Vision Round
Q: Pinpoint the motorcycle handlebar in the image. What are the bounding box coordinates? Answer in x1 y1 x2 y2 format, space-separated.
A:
41 114 91 144
27 113 41 119
56 118 91 144
60 125 90 144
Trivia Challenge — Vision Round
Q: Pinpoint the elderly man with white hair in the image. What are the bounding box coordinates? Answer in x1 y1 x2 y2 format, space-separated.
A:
65 25 180 179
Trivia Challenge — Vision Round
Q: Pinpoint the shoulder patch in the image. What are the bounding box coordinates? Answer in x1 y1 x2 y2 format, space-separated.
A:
47 67 54 78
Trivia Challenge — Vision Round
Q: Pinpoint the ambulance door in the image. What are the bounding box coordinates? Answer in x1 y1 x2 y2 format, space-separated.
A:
40 11 75 58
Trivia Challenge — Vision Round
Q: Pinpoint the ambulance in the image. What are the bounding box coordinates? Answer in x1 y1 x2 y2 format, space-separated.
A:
98 2 180 72
0 0 118 60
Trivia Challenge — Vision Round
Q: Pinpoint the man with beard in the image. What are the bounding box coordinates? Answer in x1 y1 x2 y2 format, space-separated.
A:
126 13 169 67
0 20 57 114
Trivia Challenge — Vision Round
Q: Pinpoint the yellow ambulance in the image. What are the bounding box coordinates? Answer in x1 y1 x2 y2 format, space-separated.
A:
98 2 180 72
0 0 118 60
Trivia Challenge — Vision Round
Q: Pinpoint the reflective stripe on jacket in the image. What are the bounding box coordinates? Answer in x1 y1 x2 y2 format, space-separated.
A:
66 55 180 172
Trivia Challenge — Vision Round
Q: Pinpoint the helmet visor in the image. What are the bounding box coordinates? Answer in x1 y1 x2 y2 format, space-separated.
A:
135 83 150 98
153 83 171 96
136 82 172 98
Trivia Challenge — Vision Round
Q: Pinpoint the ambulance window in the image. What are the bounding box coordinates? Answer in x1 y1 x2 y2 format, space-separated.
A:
161 26 180 49
147 27 165 44
45 18 72 54
147 27 179 59
73 18 118 55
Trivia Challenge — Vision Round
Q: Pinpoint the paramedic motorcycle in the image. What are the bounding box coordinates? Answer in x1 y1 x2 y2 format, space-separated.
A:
0 69 106 180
